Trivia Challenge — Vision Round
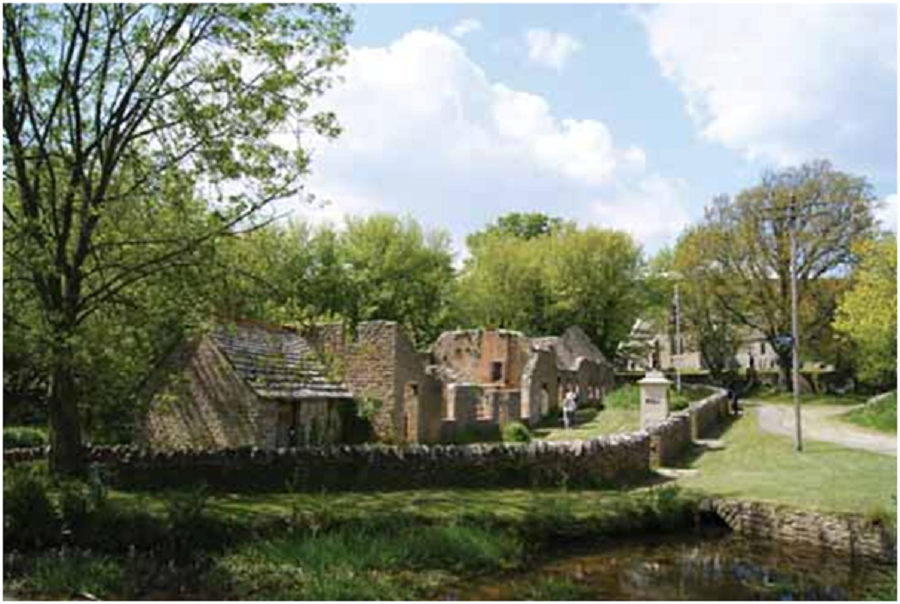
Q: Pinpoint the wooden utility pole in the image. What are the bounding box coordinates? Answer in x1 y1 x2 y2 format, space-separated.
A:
788 197 803 451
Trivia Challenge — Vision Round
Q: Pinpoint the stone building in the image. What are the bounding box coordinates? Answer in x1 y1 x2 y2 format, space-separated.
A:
141 321 355 450
619 318 783 373
142 320 615 449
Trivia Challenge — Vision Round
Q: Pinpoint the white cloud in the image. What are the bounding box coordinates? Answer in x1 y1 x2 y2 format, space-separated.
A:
450 18 482 38
639 4 897 175
297 29 679 253
877 194 898 232
524 29 583 72
592 175 693 250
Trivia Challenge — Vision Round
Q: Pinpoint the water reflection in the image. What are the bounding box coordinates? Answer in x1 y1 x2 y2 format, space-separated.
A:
458 529 891 601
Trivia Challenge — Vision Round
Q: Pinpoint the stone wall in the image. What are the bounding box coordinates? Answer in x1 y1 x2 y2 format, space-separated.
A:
308 321 437 444
307 322 399 441
521 349 559 425
430 330 531 388
141 338 274 450
688 388 729 439
646 411 692 467
6 433 651 493
706 498 896 562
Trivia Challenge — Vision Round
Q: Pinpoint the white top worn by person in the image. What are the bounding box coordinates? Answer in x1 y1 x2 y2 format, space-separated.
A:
562 391 578 430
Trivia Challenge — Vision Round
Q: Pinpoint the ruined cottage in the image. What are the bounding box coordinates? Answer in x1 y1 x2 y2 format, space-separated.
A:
142 320 615 449
141 321 356 450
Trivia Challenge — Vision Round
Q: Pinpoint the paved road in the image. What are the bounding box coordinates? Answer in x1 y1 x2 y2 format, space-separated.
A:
752 401 897 456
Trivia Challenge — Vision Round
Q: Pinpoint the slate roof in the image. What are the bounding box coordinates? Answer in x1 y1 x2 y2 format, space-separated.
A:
209 322 353 401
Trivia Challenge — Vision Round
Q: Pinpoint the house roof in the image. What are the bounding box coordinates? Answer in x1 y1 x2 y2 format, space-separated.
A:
532 326 609 372
210 321 353 401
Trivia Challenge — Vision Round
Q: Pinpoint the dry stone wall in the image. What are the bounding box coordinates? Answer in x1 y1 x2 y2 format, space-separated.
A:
5 433 651 492
688 388 730 439
646 411 692 467
706 498 896 562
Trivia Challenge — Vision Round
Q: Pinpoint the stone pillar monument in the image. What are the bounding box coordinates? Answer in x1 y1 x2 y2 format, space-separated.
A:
638 370 671 429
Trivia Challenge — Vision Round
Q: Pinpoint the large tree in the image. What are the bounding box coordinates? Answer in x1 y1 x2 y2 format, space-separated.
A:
340 214 456 346
457 217 644 359
693 161 876 385
834 235 897 387
3 4 352 474
671 226 741 381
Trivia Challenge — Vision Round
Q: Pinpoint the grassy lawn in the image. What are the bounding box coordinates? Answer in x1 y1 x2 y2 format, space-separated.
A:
533 406 639 440
677 412 897 517
841 393 897 434
533 384 715 441
110 486 664 526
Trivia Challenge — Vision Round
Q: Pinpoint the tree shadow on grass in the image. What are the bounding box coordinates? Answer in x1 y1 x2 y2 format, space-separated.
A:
669 414 742 469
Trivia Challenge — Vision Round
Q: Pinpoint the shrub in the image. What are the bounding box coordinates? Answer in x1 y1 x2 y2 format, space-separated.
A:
604 384 640 409
57 480 94 540
502 421 533 443
4 426 48 449
86 504 168 553
28 552 122 599
4 465 60 550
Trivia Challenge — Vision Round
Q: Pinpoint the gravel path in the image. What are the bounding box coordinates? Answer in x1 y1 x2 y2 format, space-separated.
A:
752 401 897 456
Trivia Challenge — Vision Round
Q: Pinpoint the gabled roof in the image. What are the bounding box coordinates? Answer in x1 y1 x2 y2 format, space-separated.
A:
532 326 609 371
210 321 352 401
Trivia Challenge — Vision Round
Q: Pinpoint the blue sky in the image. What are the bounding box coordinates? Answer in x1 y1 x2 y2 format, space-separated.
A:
290 3 898 257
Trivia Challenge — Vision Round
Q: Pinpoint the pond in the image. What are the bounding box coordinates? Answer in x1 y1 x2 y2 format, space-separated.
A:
452 528 894 601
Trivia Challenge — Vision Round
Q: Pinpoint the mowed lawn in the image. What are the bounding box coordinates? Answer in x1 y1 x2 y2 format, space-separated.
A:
533 406 639 441
677 410 897 516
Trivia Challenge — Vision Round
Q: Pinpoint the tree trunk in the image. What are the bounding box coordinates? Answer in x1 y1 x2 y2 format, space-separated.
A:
48 341 85 477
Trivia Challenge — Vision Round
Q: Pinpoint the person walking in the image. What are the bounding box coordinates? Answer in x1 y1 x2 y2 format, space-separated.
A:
562 390 578 430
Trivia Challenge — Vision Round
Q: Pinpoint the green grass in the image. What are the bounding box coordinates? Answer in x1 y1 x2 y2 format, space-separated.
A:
15 552 123 599
109 486 659 527
677 411 897 517
12 485 696 600
211 522 523 599
534 406 639 440
533 384 715 441
842 393 897 434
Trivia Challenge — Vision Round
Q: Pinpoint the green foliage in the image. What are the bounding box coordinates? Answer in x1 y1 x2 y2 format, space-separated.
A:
3 3 353 472
212 520 523 599
457 218 644 357
355 396 383 423
165 484 210 532
57 480 95 539
341 214 456 345
672 227 742 379
4 465 60 549
843 393 897 434
604 384 641 409
680 161 876 381
466 212 570 248
28 552 123 600
4 426 48 449
834 236 897 386
502 421 533 443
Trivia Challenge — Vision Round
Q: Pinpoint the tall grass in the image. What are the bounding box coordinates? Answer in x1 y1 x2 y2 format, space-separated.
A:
212 520 524 599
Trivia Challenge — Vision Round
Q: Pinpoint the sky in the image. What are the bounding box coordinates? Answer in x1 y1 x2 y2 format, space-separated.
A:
285 3 898 258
